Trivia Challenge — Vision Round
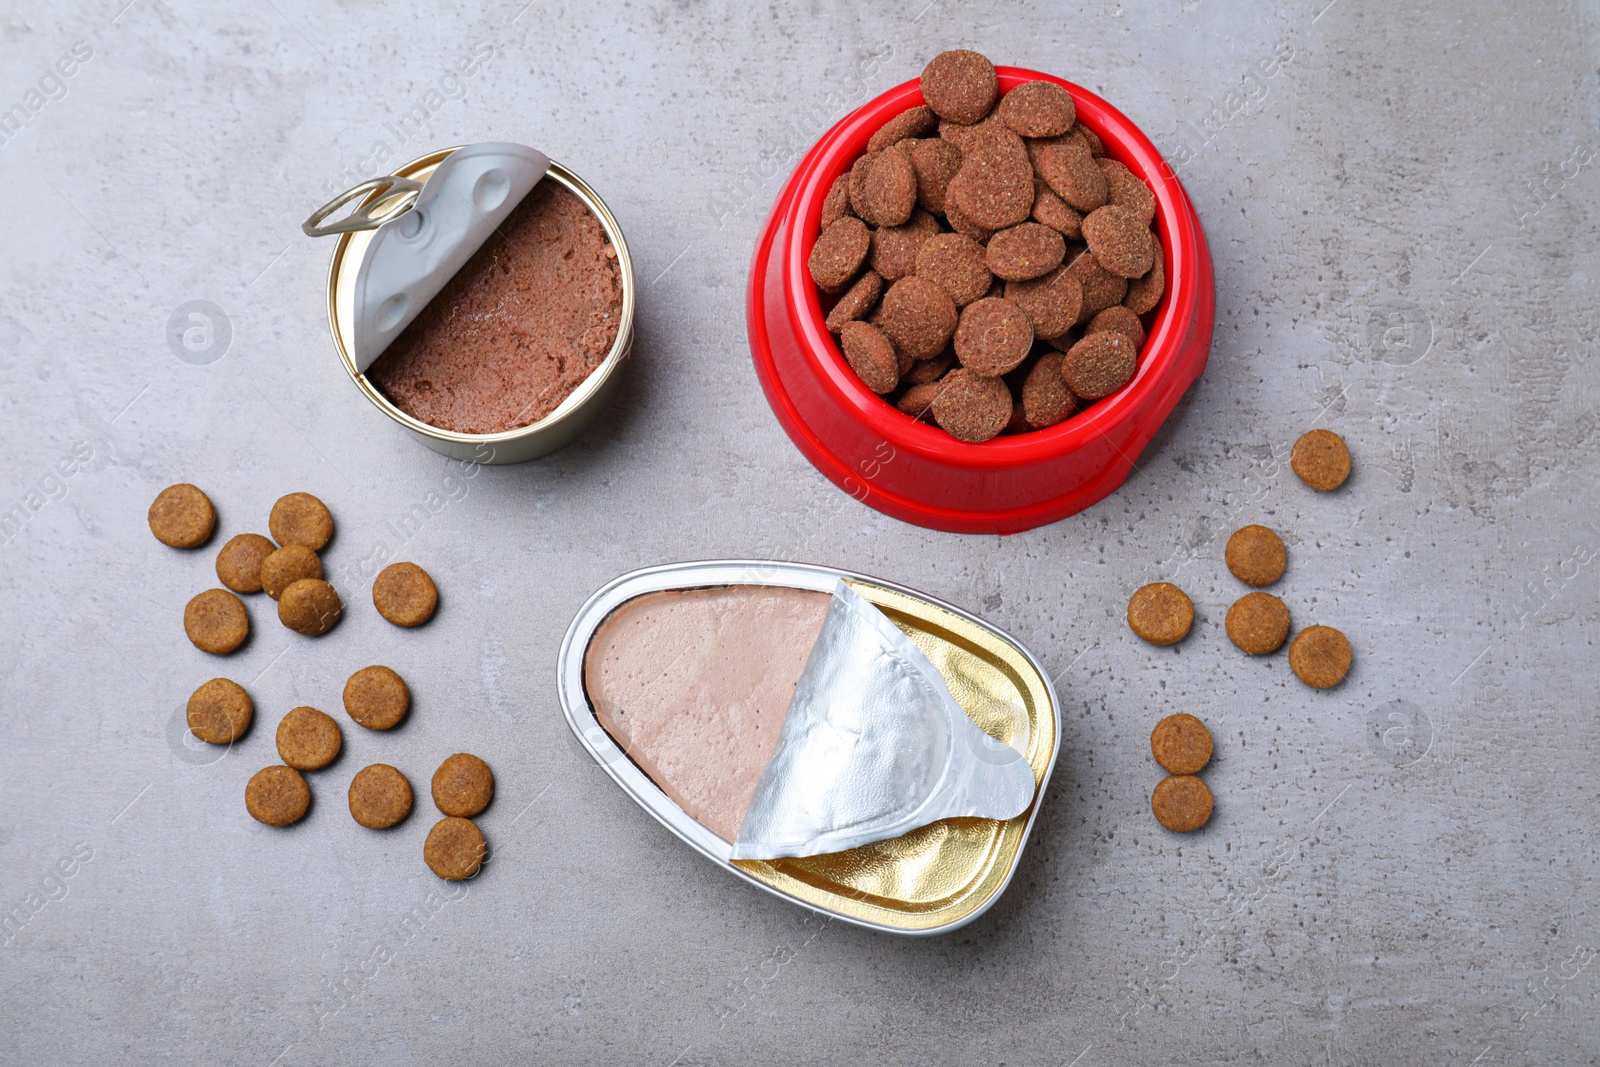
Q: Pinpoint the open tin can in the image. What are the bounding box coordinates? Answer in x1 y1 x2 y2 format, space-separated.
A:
558 560 1061 935
316 148 636 464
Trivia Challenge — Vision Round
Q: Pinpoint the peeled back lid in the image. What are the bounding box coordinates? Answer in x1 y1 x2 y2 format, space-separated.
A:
346 142 550 371
729 580 1037 861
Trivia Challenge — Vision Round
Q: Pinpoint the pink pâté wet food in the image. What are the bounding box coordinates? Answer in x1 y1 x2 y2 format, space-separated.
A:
810 50 1167 443
367 182 624 435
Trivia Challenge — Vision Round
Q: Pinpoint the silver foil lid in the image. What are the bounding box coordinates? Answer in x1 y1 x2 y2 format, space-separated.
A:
323 142 551 371
729 581 1037 860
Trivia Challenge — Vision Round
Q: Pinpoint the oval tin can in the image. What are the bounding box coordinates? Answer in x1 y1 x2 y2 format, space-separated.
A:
558 560 1061 935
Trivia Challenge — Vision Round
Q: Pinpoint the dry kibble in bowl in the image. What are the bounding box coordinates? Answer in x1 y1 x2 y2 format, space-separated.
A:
919 49 998 125
839 321 900 394
809 217 871 293
880 276 958 361
808 50 1167 443
954 296 1033 376
931 369 1012 443
1062 332 1137 399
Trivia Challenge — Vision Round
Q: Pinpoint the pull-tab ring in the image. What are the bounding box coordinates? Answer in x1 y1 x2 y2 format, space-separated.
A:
302 175 425 237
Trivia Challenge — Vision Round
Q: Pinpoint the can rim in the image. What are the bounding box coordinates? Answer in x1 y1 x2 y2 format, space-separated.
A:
324 150 637 446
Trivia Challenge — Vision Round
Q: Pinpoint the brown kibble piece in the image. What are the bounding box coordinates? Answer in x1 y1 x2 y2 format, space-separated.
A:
986 222 1066 281
148 484 215 549
278 578 341 636
904 351 954 386
997 80 1076 137
348 764 413 829
839 321 900 394
1124 237 1166 315
432 754 495 818
276 706 342 771
344 665 411 731
1150 713 1213 776
269 492 333 551
187 678 252 745
1086 305 1146 350
1034 140 1108 212
260 544 322 600
185 589 249 655
825 270 883 333
1062 331 1137 399
946 141 1034 230
1097 157 1156 226
920 49 998 125
910 138 962 214
425 817 487 880
930 368 1012 443
1226 592 1291 655
1031 183 1083 238
809 216 870 293
1021 350 1077 429
896 382 943 420
1226 525 1287 587
373 561 438 627
821 173 853 226
847 151 879 220
1067 252 1129 323
859 149 917 228
954 297 1033 376
915 233 991 308
1082 205 1154 279
1127 582 1194 646
214 534 275 595
1291 429 1352 491
1289 626 1353 689
1151 774 1213 833
879 276 958 361
1078 124 1104 156
868 104 937 152
245 766 310 827
1006 266 1083 340
870 210 941 281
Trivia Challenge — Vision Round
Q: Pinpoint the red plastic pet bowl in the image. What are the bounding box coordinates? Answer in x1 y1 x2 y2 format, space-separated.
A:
748 69 1216 534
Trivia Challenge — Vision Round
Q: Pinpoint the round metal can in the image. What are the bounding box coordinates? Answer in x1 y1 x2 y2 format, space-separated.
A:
323 149 636 464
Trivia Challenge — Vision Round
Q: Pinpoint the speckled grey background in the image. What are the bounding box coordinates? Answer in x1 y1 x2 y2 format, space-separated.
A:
2 0 1597 1063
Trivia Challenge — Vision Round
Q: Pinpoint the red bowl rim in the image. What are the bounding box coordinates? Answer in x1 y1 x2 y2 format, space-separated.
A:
782 68 1199 468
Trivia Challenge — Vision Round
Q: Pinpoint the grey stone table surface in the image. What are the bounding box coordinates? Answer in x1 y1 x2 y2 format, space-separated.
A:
1 0 1597 1063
